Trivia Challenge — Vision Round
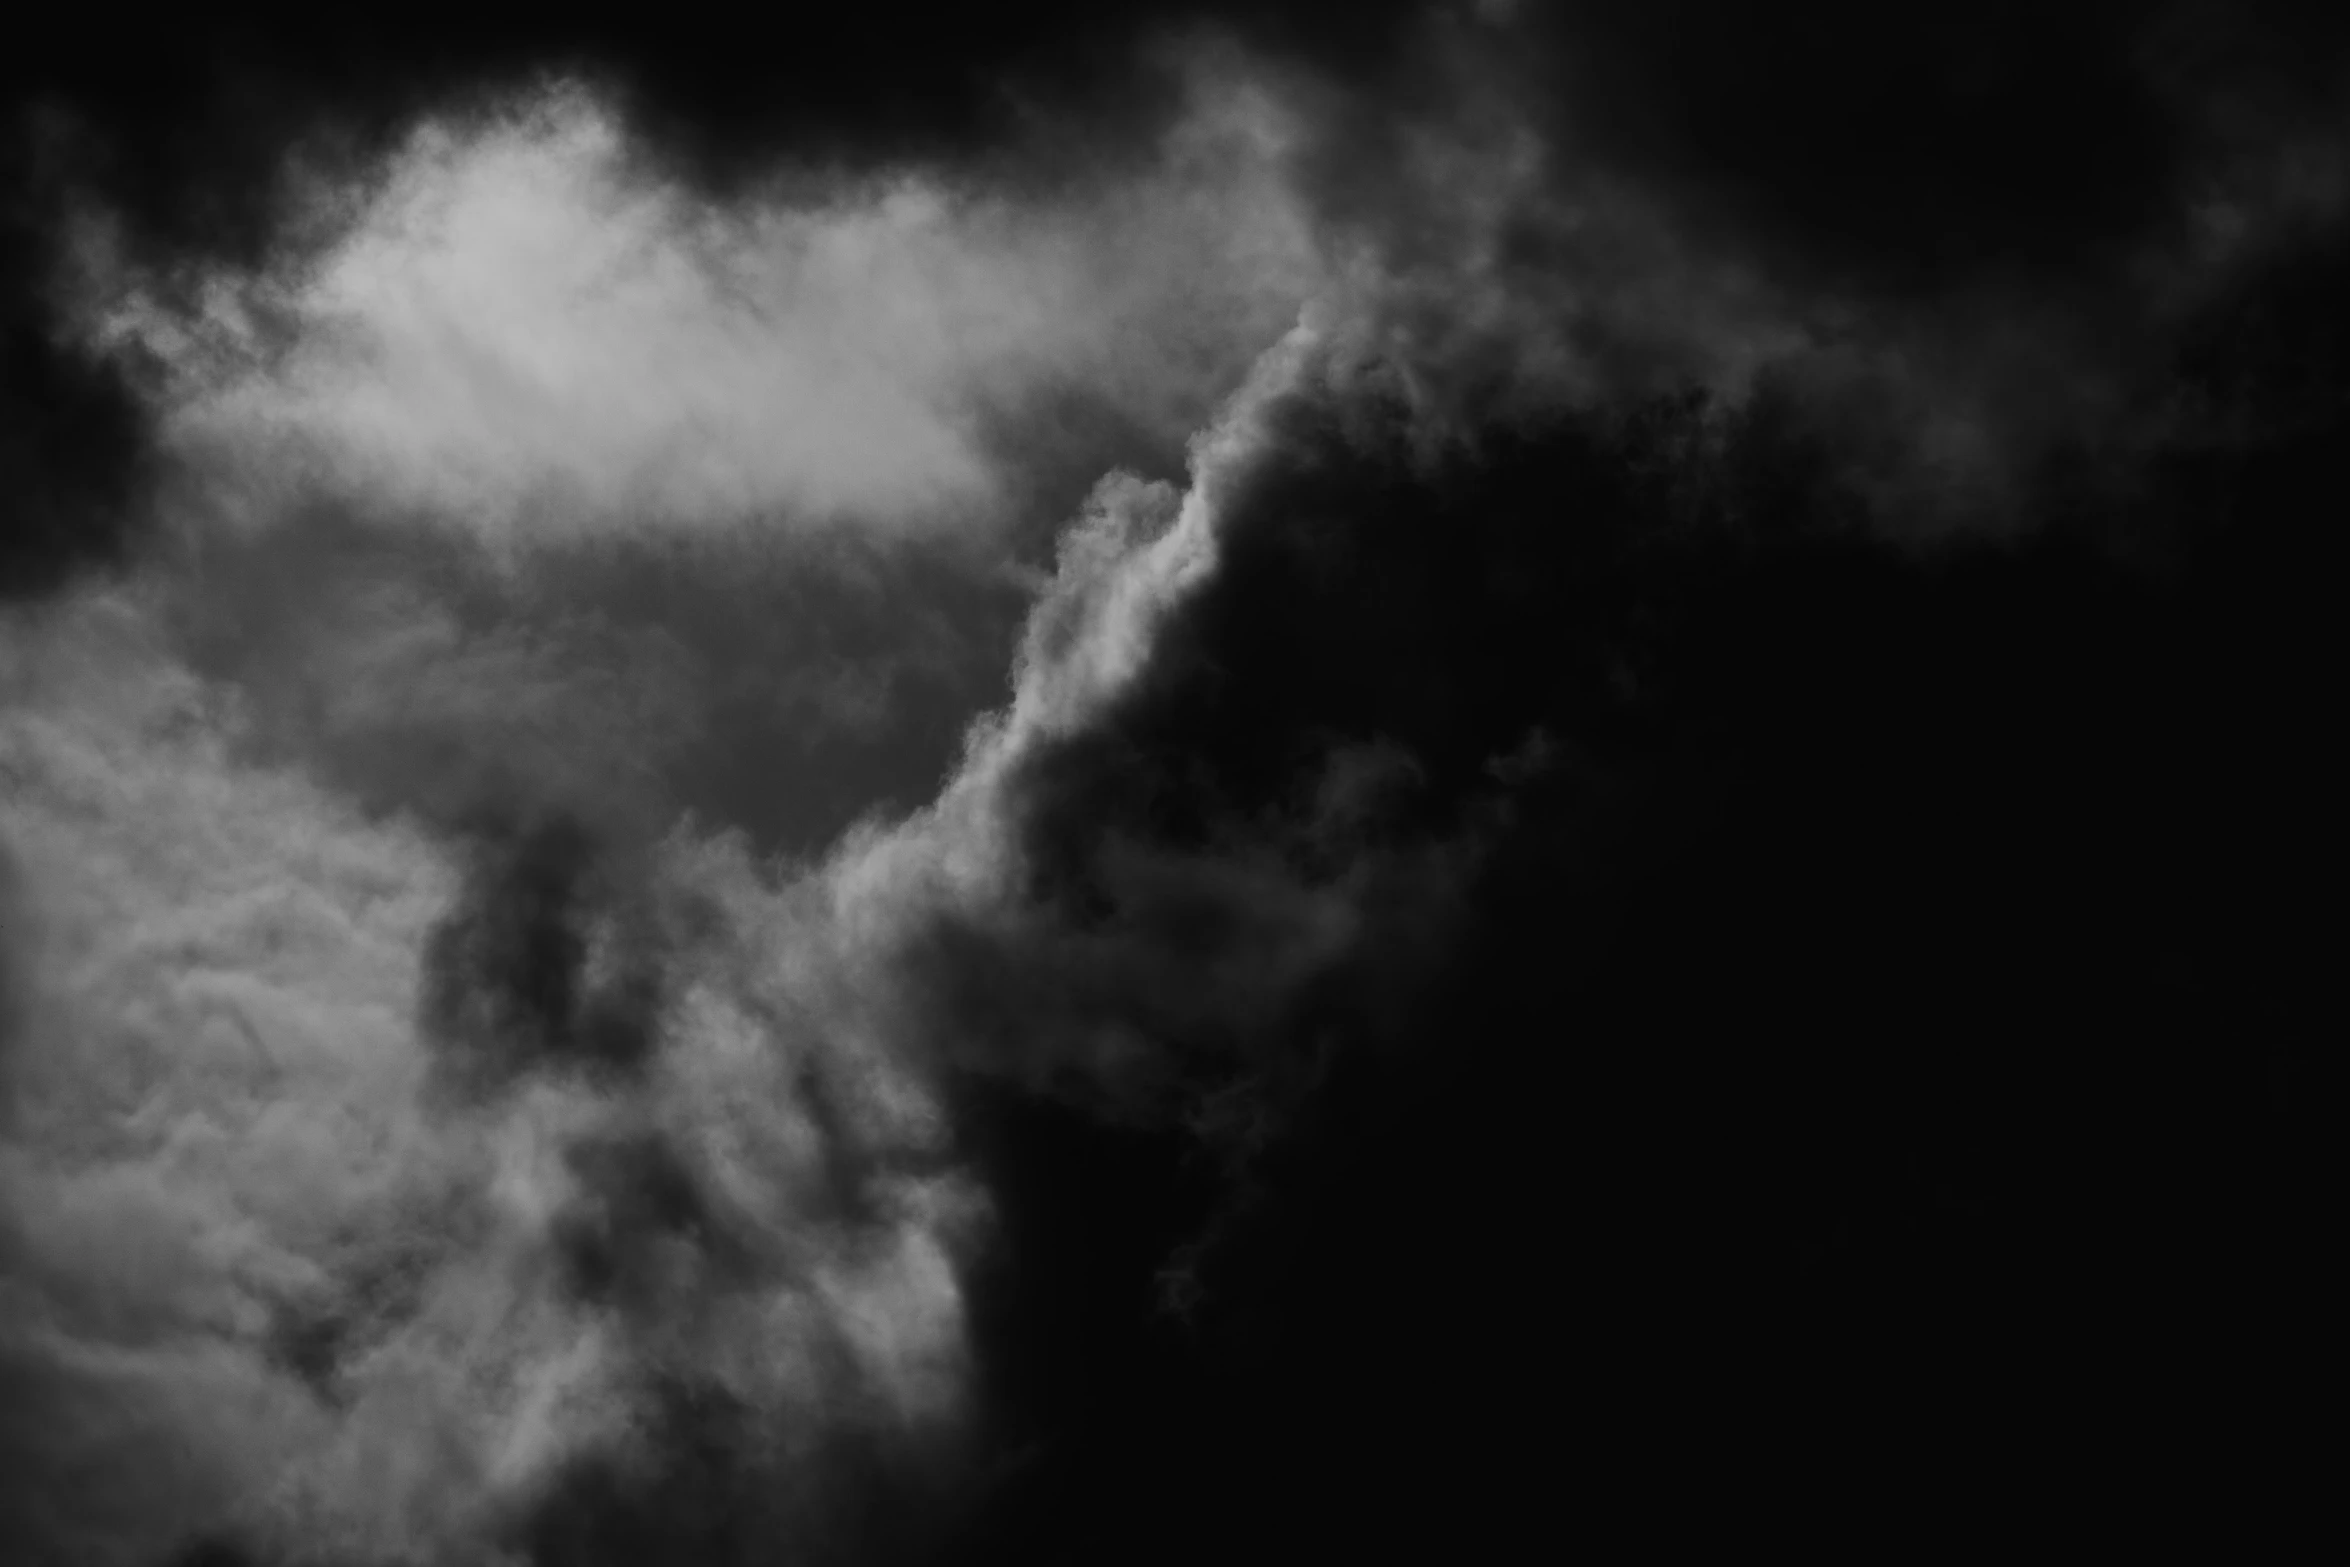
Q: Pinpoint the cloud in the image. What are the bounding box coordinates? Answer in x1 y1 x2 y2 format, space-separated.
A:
18 60 1343 870
0 594 982 1566
110 492 1038 866
4 13 2344 1564
769 111 2342 1546
0 146 152 602
83 74 1323 556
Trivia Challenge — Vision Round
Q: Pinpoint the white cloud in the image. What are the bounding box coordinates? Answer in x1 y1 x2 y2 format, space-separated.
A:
91 76 1324 553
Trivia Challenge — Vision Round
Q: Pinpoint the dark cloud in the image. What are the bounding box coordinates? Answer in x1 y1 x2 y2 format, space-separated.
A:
0 839 27 1068
0 175 149 600
4 7 2341 1564
519 536 1032 857
1515 3 2185 290
1431 2 2350 303
141 509 1027 861
514 1375 963 1567
9 3 2346 597
160 1542 256 1567
902 217 2338 1554
9 2 1434 314
417 814 666 1095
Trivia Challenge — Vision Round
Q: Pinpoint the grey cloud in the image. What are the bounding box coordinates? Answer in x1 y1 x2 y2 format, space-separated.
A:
0 596 981 1567
9 20 2341 1563
790 329 1487 1124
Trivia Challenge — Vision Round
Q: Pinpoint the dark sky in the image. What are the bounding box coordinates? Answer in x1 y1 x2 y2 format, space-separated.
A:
2 5 2339 1564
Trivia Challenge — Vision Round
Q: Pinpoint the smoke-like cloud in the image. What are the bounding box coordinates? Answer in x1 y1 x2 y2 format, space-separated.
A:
4 8 2342 1564
0 594 982 1567
80 73 1322 558
0 300 1499 1567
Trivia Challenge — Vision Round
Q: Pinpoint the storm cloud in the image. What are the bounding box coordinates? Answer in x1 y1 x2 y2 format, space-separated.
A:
3 6 2340 1564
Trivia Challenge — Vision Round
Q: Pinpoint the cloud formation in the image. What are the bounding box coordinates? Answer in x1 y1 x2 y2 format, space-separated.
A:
3 8 2342 1564
89 75 1322 555
0 594 982 1567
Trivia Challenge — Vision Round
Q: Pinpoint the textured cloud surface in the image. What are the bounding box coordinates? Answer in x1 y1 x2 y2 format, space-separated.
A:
91 77 1321 553
3 7 2342 1565
0 595 980 1566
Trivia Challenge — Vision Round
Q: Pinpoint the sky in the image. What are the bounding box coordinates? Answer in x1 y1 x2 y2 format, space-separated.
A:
1 5 2340 1563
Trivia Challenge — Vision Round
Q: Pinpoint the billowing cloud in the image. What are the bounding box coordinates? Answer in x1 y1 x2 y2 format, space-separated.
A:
0 594 983 1567
86 74 1323 554
0 314 1515 1565
3 9 2343 1565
